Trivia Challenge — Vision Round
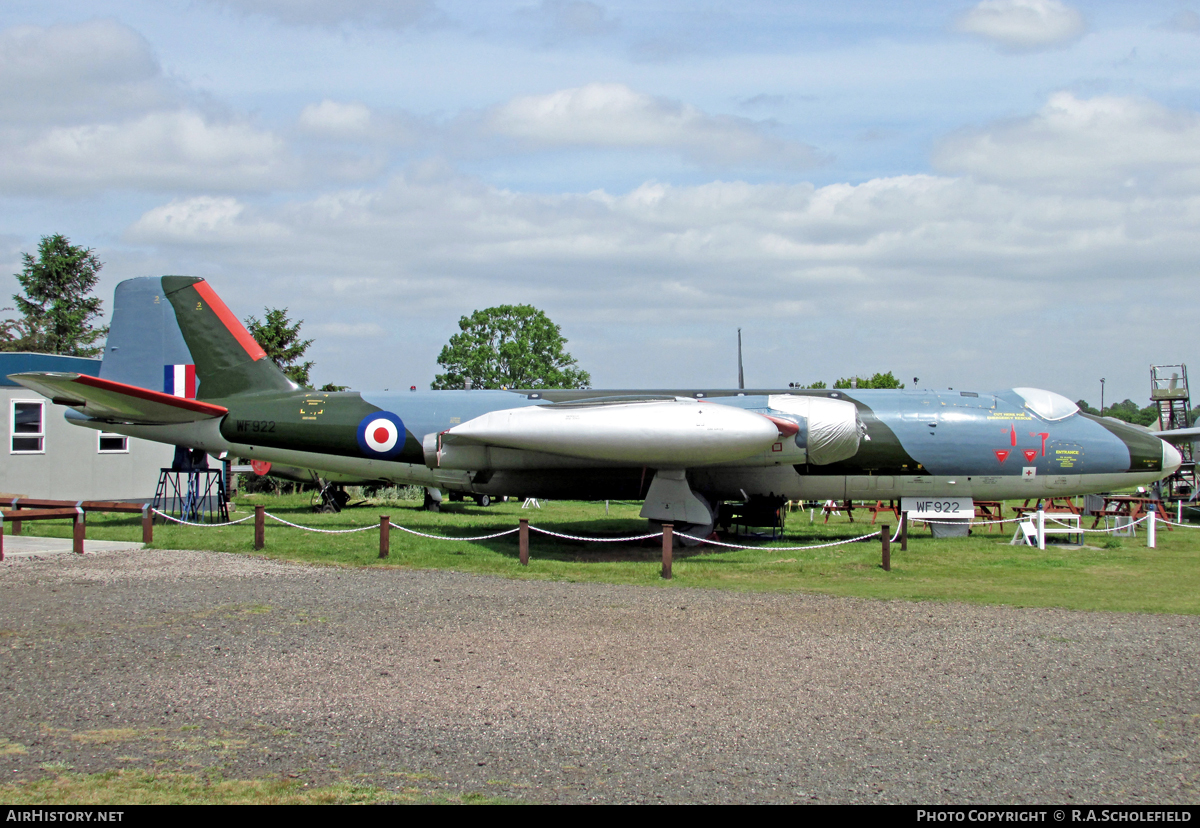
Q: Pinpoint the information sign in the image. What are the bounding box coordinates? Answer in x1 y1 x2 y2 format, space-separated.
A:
900 497 974 520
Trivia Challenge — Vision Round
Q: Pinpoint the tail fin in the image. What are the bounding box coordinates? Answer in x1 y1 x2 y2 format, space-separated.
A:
100 276 296 400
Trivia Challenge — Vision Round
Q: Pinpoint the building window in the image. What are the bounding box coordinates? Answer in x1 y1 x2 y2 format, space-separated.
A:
98 432 129 453
11 400 44 453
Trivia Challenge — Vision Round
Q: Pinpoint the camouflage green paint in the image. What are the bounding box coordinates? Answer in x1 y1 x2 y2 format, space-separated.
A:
163 276 295 399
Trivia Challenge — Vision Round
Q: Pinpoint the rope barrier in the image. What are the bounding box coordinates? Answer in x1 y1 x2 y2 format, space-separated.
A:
1160 518 1200 529
672 530 882 551
1044 514 1151 534
389 522 520 542
912 515 1026 526
529 527 663 543
151 509 254 528
150 503 1184 545
264 512 380 534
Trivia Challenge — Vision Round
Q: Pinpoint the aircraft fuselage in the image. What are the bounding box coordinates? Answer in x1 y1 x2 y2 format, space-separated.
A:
78 385 1178 503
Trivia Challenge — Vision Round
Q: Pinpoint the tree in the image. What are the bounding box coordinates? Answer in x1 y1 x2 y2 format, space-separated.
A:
0 308 31 351
832 371 905 389
8 234 108 356
244 307 315 387
432 304 591 390
1102 399 1159 427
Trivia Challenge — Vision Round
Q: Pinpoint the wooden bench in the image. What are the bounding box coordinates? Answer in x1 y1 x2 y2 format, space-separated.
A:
1011 513 1082 546
1 498 154 561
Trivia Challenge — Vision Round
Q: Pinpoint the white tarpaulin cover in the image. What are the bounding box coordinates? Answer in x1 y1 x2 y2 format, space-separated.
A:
767 394 863 465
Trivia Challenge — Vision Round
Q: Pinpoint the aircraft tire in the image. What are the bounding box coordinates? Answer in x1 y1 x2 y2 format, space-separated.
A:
649 519 714 548
476 494 492 507
650 492 716 548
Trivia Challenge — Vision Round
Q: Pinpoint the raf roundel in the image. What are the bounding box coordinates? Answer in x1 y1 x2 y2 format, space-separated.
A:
356 412 407 459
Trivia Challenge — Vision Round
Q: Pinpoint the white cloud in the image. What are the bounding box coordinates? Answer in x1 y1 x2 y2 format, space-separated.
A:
299 100 374 138
486 83 821 168
0 20 170 126
0 21 384 195
955 0 1085 51
122 158 1200 392
0 110 293 194
126 196 290 243
205 0 436 29
121 94 1200 390
934 93 1200 194
125 156 1200 303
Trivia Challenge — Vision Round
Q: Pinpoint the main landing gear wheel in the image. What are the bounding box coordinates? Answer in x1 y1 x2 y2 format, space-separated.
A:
651 493 716 548
313 482 350 513
475 494 492 507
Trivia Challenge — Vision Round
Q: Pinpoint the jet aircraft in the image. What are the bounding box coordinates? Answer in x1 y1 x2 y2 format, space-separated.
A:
8 276 1186 537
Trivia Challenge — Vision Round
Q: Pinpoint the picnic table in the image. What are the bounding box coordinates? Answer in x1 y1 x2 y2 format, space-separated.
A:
1089 496 1171 530
1010 497 1081 519
973 500 1004 532
866 500 900 524
822 500 856 524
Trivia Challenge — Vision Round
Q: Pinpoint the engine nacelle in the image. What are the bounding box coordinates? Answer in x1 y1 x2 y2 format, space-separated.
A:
767 394 863 465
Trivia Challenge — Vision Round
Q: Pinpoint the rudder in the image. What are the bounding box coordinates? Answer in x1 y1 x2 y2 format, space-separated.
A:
100 276 294 401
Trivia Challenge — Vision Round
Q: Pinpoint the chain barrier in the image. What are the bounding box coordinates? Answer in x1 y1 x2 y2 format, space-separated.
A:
151 508 254 528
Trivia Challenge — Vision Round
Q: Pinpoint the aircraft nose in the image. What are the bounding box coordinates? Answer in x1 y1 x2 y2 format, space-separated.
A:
1162 440 1183 476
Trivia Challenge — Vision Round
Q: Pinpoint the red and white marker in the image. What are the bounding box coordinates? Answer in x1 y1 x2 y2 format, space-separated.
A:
363 418 399 453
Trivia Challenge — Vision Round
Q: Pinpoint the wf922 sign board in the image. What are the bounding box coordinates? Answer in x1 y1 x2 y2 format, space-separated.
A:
900 497 974 520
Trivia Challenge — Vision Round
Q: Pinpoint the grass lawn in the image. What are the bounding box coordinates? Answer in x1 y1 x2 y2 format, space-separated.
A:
15 493 1200 615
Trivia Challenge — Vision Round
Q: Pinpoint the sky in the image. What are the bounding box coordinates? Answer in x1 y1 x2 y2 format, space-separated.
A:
1 0 1199 405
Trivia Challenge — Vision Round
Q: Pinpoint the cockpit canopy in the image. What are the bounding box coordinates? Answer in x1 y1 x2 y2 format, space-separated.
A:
1012 387 1079 421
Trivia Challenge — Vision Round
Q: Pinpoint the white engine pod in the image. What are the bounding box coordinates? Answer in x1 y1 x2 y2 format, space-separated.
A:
443 399 780 466
767 394 863 465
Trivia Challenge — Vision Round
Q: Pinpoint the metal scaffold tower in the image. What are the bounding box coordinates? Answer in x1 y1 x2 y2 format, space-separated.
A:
1150 364 1196 500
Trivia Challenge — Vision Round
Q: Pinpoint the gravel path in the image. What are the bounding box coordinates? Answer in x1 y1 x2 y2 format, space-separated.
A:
1 548 1197 803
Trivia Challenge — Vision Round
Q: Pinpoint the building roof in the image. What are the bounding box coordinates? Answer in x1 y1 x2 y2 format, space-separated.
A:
0 352 101 387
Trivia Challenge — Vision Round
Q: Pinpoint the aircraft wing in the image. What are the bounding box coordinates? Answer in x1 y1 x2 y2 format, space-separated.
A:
7 372 228 424
1153 427 1200 444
